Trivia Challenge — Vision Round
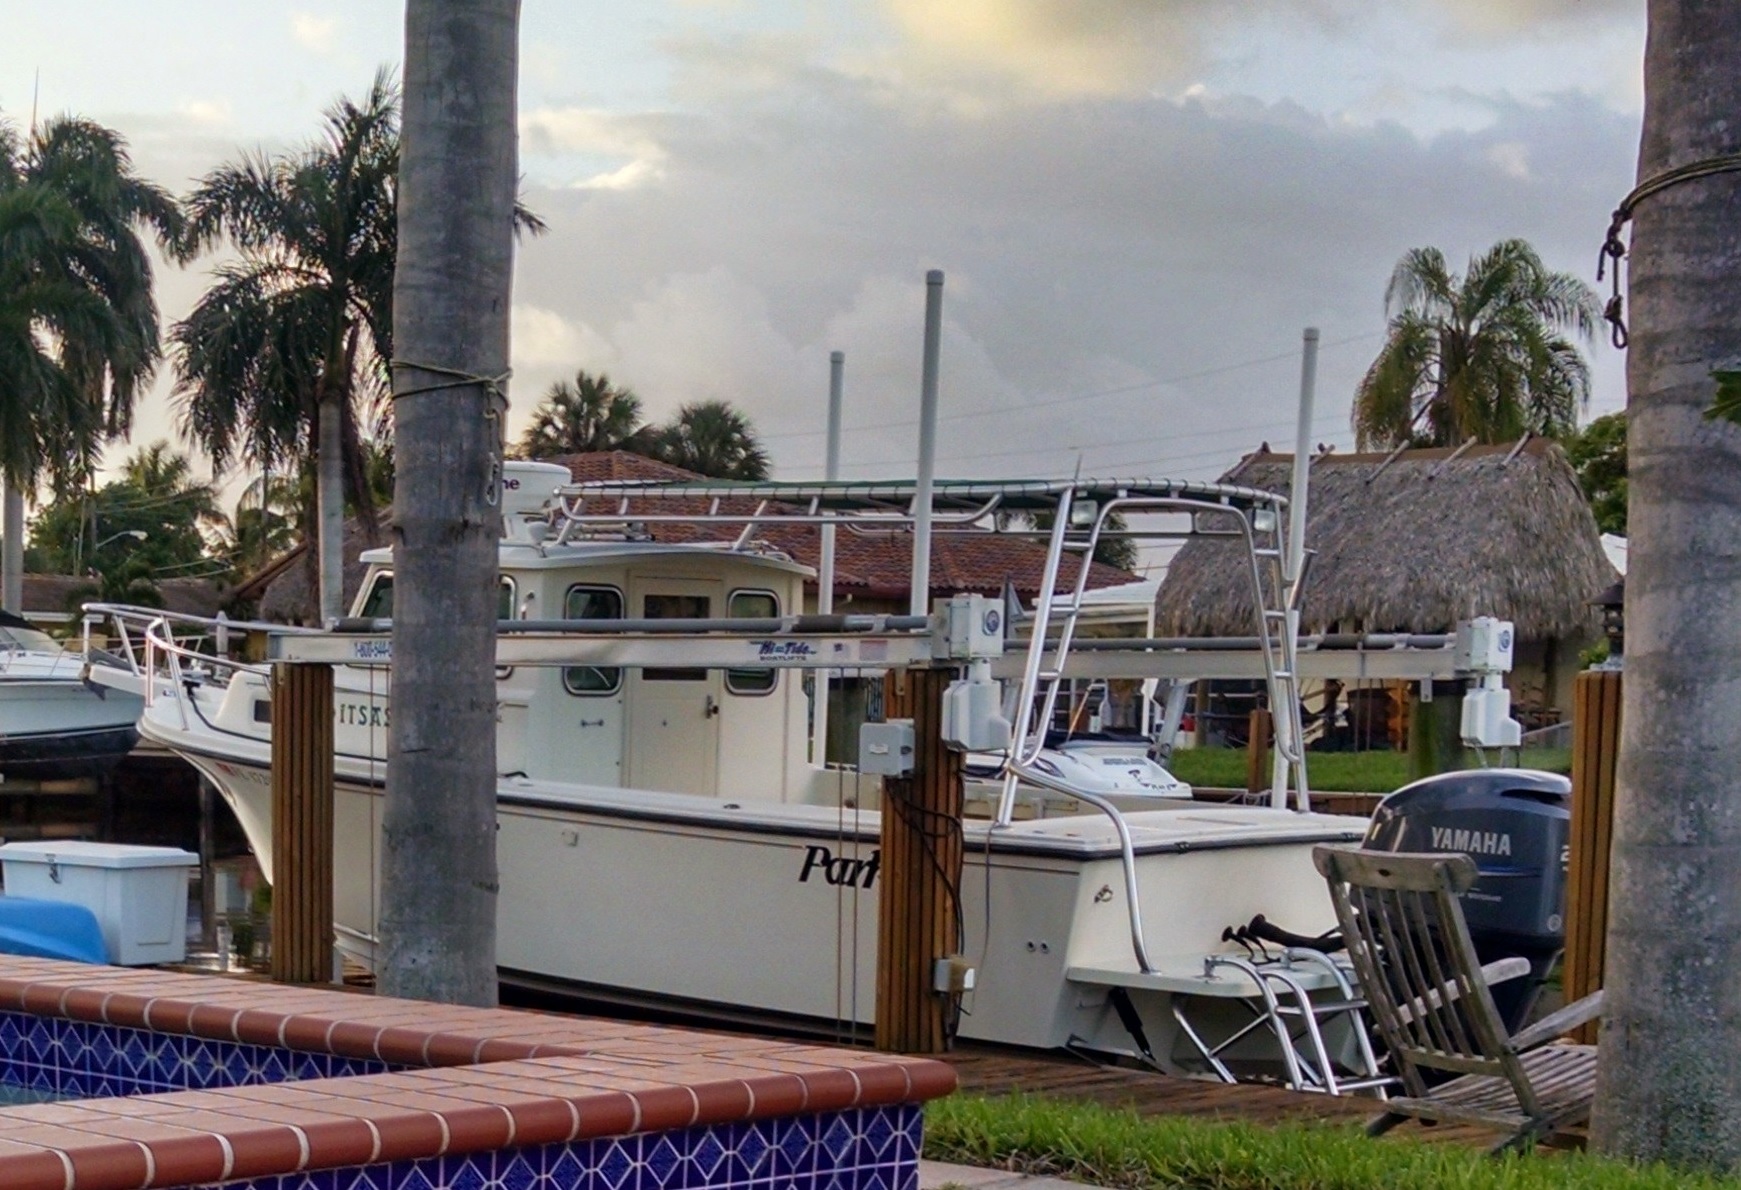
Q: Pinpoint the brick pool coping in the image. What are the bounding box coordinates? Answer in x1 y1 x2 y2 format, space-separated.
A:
0 956 955 1190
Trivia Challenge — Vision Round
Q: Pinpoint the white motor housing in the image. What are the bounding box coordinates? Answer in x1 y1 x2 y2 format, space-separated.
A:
942 662 1013 752
1461 681 1522 749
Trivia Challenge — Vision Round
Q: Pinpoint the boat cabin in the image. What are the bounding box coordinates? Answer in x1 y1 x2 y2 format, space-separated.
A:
348 466 812 804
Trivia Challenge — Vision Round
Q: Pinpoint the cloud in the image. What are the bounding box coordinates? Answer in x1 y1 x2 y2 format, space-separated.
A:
1486 141 1531 180
507 67 1636 488
176 99 231 127
290 12 338 54
1438 0 1641 38
878 0 1213 96
520 107 670 188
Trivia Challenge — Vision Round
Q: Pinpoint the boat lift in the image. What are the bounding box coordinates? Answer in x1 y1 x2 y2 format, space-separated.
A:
83 475 1517 1082
243 477 1509 972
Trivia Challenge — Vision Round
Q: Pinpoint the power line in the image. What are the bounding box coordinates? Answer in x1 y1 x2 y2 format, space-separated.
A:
833 407 1352 473
761 330 1379 442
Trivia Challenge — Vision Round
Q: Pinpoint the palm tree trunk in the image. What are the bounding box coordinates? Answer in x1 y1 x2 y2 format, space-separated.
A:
1 486 21 614
316 396 345 622
379 0 518 1006
1591 1 1741 1168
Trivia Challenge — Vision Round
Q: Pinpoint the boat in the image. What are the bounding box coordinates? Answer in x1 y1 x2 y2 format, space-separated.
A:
0 610 141 780
85 463 1381 1081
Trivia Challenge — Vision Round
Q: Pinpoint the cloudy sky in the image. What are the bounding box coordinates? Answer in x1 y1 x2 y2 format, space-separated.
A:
1 1 1645 533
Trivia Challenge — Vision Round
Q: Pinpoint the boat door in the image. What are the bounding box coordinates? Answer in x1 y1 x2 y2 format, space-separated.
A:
626 579 723 795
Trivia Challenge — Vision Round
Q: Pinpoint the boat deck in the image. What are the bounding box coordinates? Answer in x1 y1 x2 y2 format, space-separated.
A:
943 1045 1520 1148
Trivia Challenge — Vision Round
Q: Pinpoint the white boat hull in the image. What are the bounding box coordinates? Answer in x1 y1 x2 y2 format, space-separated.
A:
168 724 1363 1057
0 674 142 780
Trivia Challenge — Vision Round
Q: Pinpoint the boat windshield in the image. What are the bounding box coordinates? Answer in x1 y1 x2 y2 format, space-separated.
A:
0 617 64 655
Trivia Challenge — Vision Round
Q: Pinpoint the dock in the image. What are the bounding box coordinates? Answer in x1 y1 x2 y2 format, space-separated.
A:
943 1045 1516 1148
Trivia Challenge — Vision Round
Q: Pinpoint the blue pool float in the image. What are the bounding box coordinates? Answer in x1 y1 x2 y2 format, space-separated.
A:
0 896 108 964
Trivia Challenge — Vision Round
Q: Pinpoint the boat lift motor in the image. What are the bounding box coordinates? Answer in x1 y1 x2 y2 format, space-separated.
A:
1457 616 1522 750
936 594 1013 753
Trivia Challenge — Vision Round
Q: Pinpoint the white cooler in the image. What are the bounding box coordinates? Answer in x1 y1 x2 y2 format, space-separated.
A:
0 841 197 965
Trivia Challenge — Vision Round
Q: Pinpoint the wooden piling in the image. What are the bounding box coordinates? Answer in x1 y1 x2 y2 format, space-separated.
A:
1245 708 1273 793
270 662 334 984
1565 668 1621 1042
876 666 964 1054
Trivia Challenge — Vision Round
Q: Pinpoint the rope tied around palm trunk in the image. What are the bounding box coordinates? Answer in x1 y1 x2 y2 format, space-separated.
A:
390 359 513 507
1599 152 1741 349
390 359 511 402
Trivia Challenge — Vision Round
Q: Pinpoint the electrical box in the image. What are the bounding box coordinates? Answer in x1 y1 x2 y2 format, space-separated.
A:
859 719 916 776
932 955 977 994
1454 617 1515 676
932 594 1004 661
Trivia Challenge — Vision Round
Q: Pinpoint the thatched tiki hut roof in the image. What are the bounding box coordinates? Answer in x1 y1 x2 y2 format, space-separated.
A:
1155 439 1618 641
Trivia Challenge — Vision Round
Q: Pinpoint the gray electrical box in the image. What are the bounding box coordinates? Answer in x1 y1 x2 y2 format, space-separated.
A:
859 719 916 776
932 593 1004 661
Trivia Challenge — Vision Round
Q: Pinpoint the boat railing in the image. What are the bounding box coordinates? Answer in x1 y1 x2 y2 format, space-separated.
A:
81 604 298 729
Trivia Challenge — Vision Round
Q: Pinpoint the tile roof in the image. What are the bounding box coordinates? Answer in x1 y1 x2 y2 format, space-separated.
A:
243 452 1142 621
547 452 1139 598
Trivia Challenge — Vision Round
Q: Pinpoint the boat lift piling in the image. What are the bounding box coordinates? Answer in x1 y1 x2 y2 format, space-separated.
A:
876 665 965 1054
814 351 845 763
911 271 944 618
269 660 336 984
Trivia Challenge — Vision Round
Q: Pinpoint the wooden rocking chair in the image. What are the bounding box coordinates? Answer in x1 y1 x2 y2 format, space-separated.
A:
1313 846 1605 1152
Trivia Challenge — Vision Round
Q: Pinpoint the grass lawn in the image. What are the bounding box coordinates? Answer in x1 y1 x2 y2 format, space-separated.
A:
924 1093 1736 1190
1166 747 1573 794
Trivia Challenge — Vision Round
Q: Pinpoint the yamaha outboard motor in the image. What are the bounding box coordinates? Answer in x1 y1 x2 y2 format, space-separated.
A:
1363 769 1570 1033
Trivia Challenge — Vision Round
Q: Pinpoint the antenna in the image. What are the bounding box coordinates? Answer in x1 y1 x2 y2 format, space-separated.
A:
28 68 39 138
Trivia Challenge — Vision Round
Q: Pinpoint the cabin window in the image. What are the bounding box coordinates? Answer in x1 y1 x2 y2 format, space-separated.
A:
726 589 779 695
564 585 624 694
359 574 394 619
641 593 710 681
356 573 516 620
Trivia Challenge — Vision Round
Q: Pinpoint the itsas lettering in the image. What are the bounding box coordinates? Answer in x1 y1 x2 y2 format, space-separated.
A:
336 703 389 728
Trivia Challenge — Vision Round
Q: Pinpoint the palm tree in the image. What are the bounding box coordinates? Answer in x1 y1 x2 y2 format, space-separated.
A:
171 73 399 623
219 472 299 578
514 371 647 458
0 115 178 608
381 1 518 1005
1590 3 1741 1170
649 399 771 479
1352 240 1601 449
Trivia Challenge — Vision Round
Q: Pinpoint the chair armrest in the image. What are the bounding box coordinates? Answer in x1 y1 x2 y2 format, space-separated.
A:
1480 957 1531 987
1508 990 1605 1052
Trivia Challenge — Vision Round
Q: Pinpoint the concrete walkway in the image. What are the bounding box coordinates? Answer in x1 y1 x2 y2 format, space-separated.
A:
920 1160 1101 1190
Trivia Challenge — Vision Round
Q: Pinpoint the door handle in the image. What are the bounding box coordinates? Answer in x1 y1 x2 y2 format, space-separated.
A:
704 695 720 719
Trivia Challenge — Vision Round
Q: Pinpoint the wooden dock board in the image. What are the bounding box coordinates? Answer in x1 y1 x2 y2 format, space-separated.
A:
943 1046 1510 1148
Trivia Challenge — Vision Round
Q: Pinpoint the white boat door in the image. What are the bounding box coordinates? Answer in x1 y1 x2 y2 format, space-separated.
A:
626 579 723 794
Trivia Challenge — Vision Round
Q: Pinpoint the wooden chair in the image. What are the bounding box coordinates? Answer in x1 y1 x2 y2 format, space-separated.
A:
1312 846 1605 1152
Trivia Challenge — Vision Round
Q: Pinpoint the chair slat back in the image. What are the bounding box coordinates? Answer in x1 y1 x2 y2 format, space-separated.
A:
1314 847 1538 1111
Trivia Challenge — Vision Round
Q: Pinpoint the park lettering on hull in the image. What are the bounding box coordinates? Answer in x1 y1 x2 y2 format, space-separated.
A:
798 845 880 889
